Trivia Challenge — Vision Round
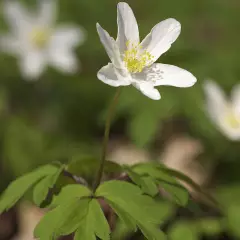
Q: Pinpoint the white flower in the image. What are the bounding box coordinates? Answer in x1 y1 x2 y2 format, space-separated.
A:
0 0 85 80
96 2 196 100
204 80 240 140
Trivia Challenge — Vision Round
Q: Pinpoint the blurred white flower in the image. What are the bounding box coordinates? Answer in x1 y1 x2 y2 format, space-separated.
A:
204 80 240 140
0 0 85 80
96 2 196 100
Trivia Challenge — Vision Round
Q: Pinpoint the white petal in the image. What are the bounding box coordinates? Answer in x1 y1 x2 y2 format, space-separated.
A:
37 0 57 27
20 50 46 80
143 63 196 87
96 23 124 69
97 63 131 87
49 50 79 73
140 18 181 62
132 82 161 100
203 80 228 121
116 2 139 53
0 35 21 55
3 1 32 35
231 84 240 116
50 25 85 49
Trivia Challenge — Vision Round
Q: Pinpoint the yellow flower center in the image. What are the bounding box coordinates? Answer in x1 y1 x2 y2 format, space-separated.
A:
224 111 240 129
30 28 50 48
123 41 153 73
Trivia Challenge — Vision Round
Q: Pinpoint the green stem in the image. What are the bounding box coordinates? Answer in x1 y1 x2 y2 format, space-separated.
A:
93 88 121 192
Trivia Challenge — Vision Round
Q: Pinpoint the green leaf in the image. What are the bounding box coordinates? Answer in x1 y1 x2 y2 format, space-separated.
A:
226 204 240 237
125 167 158 196
74 199 110 240
168 221 198 240
154 201 174 222
111 219 134 240
57 199 90 237
133 163 178 184
33 175 53 207
129 108 160 147
196 218 222 235
67 156 98 178
33 165 64 206
157 180 188 206
139 223 166 240
132 163 189 206
106 199 137 232
96 180 166 240
67 156 122 181
89 199 110 240
50 184 92 207
104 161 123 175
75 223 95 240
0 164 57 213
160 166 217 206
216 184 240 207
34 198 89 240
96 180 142 197
4 118 47 176
142 176 159 196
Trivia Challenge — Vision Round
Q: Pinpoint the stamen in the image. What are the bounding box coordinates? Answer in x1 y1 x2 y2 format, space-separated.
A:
30 28 50 48
225 111 240 129
123 41 154 73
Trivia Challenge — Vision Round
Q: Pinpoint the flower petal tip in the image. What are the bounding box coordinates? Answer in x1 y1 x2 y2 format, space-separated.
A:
117 2 129 8
203 80 217 92
165 18 181 31
96 23 102 34
190 75 197 86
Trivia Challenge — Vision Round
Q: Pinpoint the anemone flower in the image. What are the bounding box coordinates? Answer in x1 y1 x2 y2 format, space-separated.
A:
96 2 196 100
0 0 85 80
204 80 240 140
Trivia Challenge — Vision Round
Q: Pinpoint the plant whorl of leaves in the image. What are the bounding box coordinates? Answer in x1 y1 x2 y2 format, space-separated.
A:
0 158 217 240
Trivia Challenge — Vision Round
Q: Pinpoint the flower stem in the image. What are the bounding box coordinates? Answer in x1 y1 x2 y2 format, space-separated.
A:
93 88 121 192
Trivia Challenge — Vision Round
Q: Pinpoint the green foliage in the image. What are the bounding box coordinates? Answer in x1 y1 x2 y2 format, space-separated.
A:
125 167 159 197
33 165 64 206
131 163 189 206
115 87 176 147
67 156 122 182
112 220 134 240
0 164 57 213
35 188 110 240
0 160 195 240
96 180 166 240
34 198 90 239
212 184 240 238
74 199 110 240
34 180 92 239
162 166 217 206
106 200 137 232
225 204 240 238
128 105 162 147
168 221 199 240
112 200 174 240
3 118 49 176
196 218 222 236
0 155 218 240
0 160 220 240
50 184 91 207
167 217 223 240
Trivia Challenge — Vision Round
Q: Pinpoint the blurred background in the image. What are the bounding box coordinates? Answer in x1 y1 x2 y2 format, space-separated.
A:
0 0 240 239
